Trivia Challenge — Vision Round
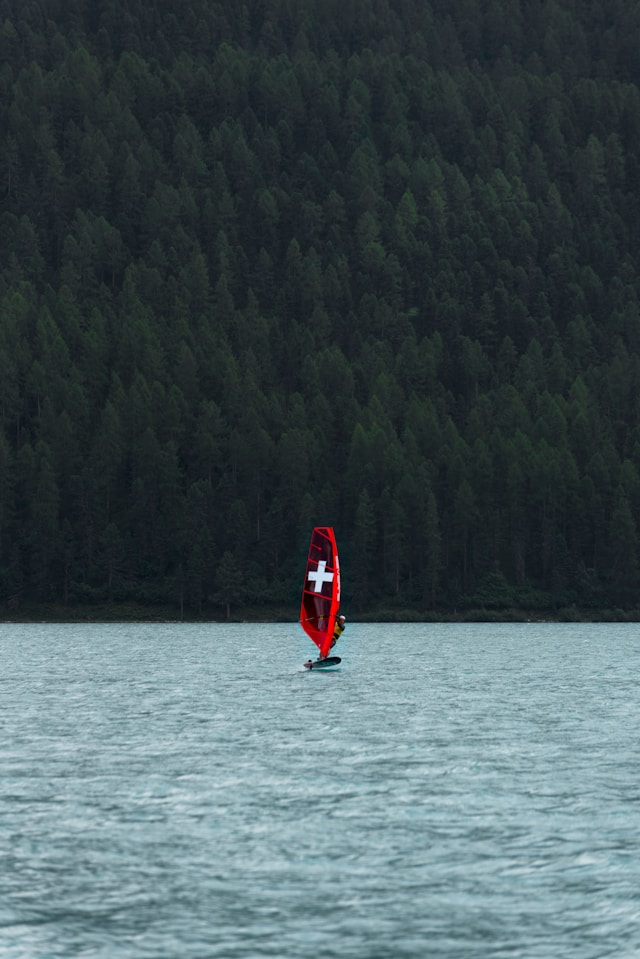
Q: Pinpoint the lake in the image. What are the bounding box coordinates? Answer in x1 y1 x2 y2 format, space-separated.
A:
1 621 639 958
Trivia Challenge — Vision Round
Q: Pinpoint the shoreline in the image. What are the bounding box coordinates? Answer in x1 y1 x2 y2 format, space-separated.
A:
2 602 639 624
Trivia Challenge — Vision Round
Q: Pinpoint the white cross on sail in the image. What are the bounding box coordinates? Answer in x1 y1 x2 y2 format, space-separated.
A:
307 560 334 594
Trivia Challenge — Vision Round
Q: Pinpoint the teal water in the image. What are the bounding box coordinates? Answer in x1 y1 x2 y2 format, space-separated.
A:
1 621 639 958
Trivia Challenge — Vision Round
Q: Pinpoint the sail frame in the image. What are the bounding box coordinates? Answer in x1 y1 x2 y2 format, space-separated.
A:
299 526 341 659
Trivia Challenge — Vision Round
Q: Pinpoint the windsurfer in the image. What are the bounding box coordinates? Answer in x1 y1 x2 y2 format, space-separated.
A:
331 614 346 649
318 615 345 661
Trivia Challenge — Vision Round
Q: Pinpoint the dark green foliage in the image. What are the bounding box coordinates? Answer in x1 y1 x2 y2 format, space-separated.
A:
1 1 640 616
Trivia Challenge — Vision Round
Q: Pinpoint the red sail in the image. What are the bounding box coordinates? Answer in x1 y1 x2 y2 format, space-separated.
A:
299 527 341 659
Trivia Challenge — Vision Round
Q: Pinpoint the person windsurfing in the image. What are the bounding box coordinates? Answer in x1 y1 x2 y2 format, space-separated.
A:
319 613 345 660
318 614 345 661
300 527 343 668
331 614 346 650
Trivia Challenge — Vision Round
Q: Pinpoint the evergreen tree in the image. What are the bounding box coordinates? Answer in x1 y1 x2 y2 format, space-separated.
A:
1 1 640 615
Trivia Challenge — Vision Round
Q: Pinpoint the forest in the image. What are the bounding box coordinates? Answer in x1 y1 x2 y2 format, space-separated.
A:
2 0 640 619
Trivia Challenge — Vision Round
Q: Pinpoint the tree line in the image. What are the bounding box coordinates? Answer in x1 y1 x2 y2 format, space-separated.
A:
1 0 640 616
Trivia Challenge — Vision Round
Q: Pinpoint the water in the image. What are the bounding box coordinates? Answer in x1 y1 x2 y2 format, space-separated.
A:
1 621 639 958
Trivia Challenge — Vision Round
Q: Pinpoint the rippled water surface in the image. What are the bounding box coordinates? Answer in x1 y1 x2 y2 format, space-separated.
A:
1 621 639 957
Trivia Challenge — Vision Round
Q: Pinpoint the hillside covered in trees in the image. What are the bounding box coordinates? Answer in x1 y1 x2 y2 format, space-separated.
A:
2 0 640 618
